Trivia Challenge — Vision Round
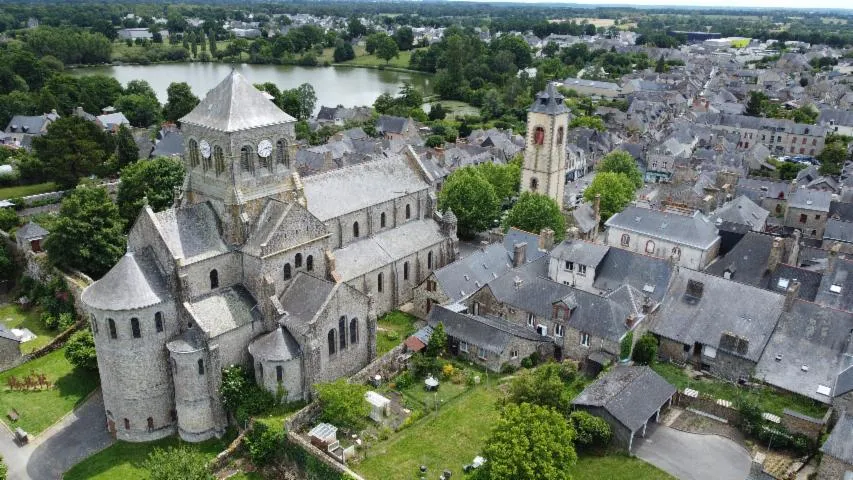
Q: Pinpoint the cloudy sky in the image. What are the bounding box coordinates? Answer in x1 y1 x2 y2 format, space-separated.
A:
462 0 851 10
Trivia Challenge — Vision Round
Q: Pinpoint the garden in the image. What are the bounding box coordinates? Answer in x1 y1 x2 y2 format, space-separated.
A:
0 302 57 353
375 310 418 356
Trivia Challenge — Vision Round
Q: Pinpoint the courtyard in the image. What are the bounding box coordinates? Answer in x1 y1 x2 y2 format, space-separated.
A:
634 424 752 480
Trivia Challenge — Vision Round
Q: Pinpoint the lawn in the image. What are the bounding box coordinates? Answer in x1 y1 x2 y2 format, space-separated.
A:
0 347 100 435
375 311 418 356
63 436 228 480
424 100 481 120
651 362 828 418
0 182 57 200
341 48 422 69
0 304 55 353
572 453 675 480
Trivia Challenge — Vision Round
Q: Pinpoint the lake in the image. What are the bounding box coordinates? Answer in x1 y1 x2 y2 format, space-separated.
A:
71 63 432 112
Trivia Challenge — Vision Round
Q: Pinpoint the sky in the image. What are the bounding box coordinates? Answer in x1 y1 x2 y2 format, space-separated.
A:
460 0 853 11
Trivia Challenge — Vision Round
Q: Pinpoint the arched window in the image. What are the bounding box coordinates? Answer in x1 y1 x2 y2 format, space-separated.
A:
108 318 117 339
210 269 219 289
645 240 655 254
124 418 130 430
284 263 292 280
671 246 681 260
556 126 564 146
339 316 347 350
620 234 630 246
295 253 303 268
377 272 384 293
258 150 269 170
258 362 263 380
131 318 141 338
241 146 253 173
276 365 283 382
403 261 409 281
306 255 314 271
530 177 539 191
380 212 386 228
197 359 205 375
276 139 290 167
147 417 154 431
188 139 200 168
405 204 411 219
534 126 545 145
353 222 360 238
350 318 358 345
428 251 433 270
155 312 163 333
90 314 98 335
202 150 211 171
328 329 336 355
213 145 225 176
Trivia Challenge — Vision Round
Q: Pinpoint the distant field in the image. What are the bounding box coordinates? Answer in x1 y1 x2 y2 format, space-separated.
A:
0 182 57 200
342 48 421 69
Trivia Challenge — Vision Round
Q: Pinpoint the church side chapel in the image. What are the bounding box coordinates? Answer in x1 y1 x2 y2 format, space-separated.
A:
81 71 458 443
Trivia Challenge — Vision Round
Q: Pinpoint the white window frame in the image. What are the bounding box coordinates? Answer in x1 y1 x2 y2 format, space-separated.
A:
565 261 574 271
477 346 487 360
577 264 587 276
527 313 535 327
580 333 590 347
510 349 519 359
555 324 564 337
472 302 480 316
459 341 469 353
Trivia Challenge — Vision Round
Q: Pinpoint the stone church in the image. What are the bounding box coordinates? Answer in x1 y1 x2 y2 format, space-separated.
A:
81 71 458 442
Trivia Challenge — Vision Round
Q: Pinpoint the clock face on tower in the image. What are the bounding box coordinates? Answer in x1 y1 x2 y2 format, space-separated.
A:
199 140 211 159
257 139 273 158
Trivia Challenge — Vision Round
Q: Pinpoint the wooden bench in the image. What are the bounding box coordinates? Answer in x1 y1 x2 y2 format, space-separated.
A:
7 409 19 422
14 427 28 444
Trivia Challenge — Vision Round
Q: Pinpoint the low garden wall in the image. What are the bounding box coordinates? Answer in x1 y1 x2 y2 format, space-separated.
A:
781 408 828 441
349 344 407 385
284 431 365 480
675 391 741 424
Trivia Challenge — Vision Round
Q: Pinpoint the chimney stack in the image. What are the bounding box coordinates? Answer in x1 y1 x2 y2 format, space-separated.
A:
593 193 602 239
828 242 841 273
539 228 555 251
513 242 527 267
566 226 580 240
767 237 784 273
626 314 636 329
784 281 800 312
787 230 801 266
789 179 798 194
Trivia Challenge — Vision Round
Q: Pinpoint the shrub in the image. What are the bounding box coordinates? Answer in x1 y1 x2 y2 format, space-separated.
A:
569 410 612 449
58 312 76 330
500 363 518 374
41 312 58 330
65 329 98 370
559 360 579 382
424 322 447 357
395 370 414 389
144 445 213 480
219 365 276 425
520 357 533 369
442 363 455 378
620 331 634 361
0 208 19 232
632 333 658 365
411 353 441 379
315 379 370 430
245 422 284 465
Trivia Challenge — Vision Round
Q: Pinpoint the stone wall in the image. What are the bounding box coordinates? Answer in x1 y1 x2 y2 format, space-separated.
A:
675 391 741 424
781 408 828 441
816 454 853 480
285 431 365 480
349 343 407 385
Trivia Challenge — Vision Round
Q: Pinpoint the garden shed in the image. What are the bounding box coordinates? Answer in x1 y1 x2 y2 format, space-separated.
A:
365 391 391 422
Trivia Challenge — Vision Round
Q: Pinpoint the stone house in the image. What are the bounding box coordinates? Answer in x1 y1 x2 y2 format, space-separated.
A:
814 255 852 313
426 305 552 372
735 177 791 217
604 206 721 270
548 239 609 291
0 324 21 371
651 269 786 381
15 221 48 253
710 195 769 232
817 412 853 480
376 115 416 141
3 111 59 148
693 112 826 157
784 188 832 239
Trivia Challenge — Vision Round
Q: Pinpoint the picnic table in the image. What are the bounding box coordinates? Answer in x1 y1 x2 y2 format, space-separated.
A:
424 376 439 391
14 427 28 444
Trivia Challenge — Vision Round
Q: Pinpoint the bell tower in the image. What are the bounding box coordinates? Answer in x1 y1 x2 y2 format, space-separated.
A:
521 82 570 209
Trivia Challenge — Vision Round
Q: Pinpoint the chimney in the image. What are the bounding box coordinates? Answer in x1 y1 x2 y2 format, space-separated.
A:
513 242 527 267
787 230 801 266
784 280 800 312
513 276 523 290
626 314 636 329
566 226 580 240
539 228 555 251
324 250 338 282
593 193 602 238
766 237 783 273
789 179 798 193
828 242 841 273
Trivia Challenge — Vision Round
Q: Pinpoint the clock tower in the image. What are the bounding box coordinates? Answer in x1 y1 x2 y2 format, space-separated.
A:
179 71 298 245
521 82 571 209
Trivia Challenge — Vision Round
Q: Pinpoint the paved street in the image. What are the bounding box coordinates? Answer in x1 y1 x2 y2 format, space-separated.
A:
0 390 113 480
634 424 751 480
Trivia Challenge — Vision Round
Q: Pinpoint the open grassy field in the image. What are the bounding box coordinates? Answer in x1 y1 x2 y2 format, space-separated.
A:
63 436 229 480
375 311 418 355
0 304 55 353
0 182 57 200
0 347 99 435
573 453 675 480
341 48 421 69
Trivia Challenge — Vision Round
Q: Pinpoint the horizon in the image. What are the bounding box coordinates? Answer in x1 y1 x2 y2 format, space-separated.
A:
455 0 853 12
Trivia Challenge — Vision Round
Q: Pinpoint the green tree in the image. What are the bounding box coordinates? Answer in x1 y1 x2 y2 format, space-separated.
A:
279 83 316 121
655 55 666 73
116 156 186 226
509 363 571 412
333 41 355 62
478 161 521 202
376 34 400 64
569 411 612 449
347 17 368 39
745 91 767 117
114 93 162 128
163 82 199 123
125 79 157 98
115 124 138 168
597 150 643 189
583 172 635 221
632 332 658 365
481 403 577 480
32 117 112 189
818 140 848 175
44 186 125 279
245 422 284 465
425 322 447 357
315 379 370 430
438 167 501 239
393 27 415 51
0 208 19 231
503 192 566 241
65 329 97 370
569 116 605 132
425 135 444 148
144 445 213 480
428 103 447 121
777 161 807 180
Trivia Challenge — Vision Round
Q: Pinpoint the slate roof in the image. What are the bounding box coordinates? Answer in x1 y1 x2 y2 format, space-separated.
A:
766 264 823 302
736 178 790 203
572 366 676 432
503 228 548 263
302 154 429 221
0 323 20 342
151 131 184 158
334 220 447 281
815 258 853 312
550 240 610 269
152 203 228 264
711 195 769 231
179 71 295 132
4 112 59 134
592 247 674 302
821 412 853 464
187 285 259 338
564 287 633 343
485 257 569 320
432 243 512 303
82 250 168 311
830 201 853 223
836 365 853 398
16 221 48 240
530 82 570 115
651 269 785 362
605 206 720 250
572 203 598 234
427 305 550 355
248 325 301 362
97 112 130 129
755 300 853 403
788 188 832 212
705 232 776 287
376 115 408 135
825 219 853 244
279 273 336 338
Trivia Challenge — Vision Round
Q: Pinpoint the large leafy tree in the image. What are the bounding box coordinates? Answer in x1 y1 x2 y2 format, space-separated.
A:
583 172 636 222
315 379 370 430
818 139 848 176
508 363 572 413
393 27 415 51
32 116 112 189
116 156 185 226
478 160 521 202
163 82 199 123
279 83 316 121
480 403 577 480
376 34 400 64
115 124 139 168
438 166 501 239
503 192 566 241
596 150 644 189
45 186 125 279
569 411 612 449
65 329 97 371
144 445 213 480
114 93 162 128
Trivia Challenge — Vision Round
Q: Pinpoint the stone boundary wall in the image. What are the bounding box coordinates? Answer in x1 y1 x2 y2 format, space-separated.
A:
210 419 253 471
675 391 741 424
285 431 365 480
781 408 828 441
10 180 120 208
349 344 407 385
285 401 323 433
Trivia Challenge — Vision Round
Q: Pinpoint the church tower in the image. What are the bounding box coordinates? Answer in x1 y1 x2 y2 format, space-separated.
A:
521 82 570 209
179 71 298 245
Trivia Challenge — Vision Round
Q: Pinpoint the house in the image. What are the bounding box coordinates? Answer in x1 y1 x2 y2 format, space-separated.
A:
4 111 60 148
15 221 48 253
562 77 622 98
571 366 676 452
548 240 610 291
376 115 416 141
818 108 853 136
403 325 433 353
784 189 832 239
571 203 599 240
710 195 769 232
824 219 853 247
97 112 131 132
604 206 721 270
755 298 853 405
426 305 552 372
651 269 786 381
588 246 675 302
817 412 853 480
0 323 22 371
814 255 853 313
735 177 790 216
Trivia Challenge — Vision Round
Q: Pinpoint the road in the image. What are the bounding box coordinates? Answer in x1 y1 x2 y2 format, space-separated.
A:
0 390 113 480
634 424 752 480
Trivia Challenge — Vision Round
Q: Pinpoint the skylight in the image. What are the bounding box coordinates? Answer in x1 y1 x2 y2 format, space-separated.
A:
777 278 790 289
830 284 842 294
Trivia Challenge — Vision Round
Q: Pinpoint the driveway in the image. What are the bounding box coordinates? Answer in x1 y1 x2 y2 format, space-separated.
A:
634 424 751 480
0 389 113 480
